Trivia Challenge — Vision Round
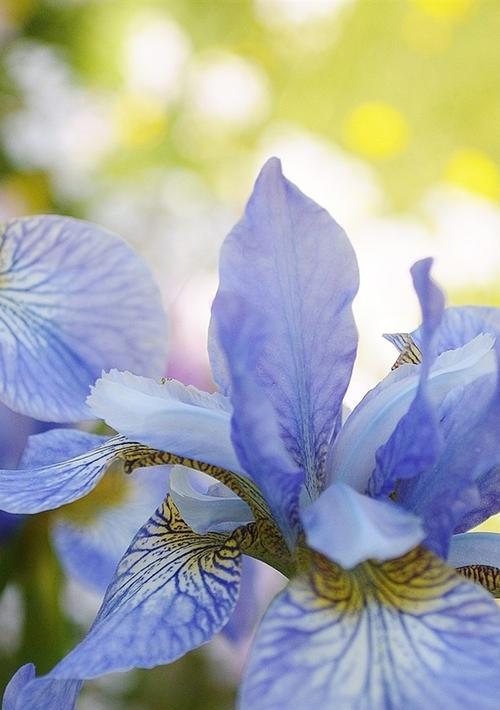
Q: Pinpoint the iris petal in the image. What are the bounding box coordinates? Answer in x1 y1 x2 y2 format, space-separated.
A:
2 664 35 710
0 428 133 514
210 157 359 499
448 532 500 568
329 333 495 493
222 556 261 645
169 466 253 535
7 674 81 710
455 466 500 532
369 259 444 499
87 370 241 474
411 305 500 355
398 370 499 557
0 216 167 422
33 497 241 689
240 547 500 709
214 293 303 546
52 466 168 592
302 482 424 568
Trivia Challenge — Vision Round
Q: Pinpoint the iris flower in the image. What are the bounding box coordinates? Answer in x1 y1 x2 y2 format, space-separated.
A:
2 160 500 709
0 215 172 601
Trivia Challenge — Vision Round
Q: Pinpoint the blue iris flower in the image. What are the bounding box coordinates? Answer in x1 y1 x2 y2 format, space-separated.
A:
2 160 500 709
0 215 170 596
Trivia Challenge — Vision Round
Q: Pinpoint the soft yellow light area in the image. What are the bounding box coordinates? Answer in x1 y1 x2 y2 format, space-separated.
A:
411 0 474 22
115 93 168 148
344 102 409 159
445 148 500 201
473 514 500 533
402 8 452 54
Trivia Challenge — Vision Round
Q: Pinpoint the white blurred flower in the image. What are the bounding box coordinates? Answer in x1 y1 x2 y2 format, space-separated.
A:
1 41 116 199
255 0 354 26
187 52 270 128
423 185 500 289
124 13 191 103
63 577 101 626
0 584 23 652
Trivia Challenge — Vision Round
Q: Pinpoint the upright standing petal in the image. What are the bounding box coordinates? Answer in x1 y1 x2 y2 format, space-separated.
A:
398 360 500 557
215 294 303 546
0 216 168 422
329 333 495 493
211 158 359 498
368 259 444 498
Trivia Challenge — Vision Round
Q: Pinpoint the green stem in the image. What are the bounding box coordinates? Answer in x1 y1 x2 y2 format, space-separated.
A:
17 514 69 673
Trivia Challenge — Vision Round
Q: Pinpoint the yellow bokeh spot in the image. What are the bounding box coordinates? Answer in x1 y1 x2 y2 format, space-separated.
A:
344 102 409 159
115 93 168 148
411 0 474 22
445 148 500 201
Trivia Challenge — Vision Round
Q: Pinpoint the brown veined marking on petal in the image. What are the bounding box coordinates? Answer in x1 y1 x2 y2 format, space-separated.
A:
391 333 423 370
456 564 500 598
231 518 296 578
296 545 460 615
116 443 296 577
117 444 269 519
156 495 242 586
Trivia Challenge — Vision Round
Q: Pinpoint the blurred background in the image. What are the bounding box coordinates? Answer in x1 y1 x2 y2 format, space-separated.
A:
0 0 499 707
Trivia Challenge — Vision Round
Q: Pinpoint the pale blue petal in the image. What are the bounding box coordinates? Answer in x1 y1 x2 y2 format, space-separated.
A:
0 216 167 422
88 370 241 473
455 466 500 532
453 366 500 531
398 370 499 557
19 428 107 468
448 532 500 568
222 556 260 645
52 466 168 592
3 664 80 710
2 664 35 710
13 676 81 710
0 429 131 514
0 403 50 469
169 466 253 535
368 259 444 498
43 497 241 680
210 157 359 499
411 305 500 355
213 293 303 546
329 333 495 493
240 550 500 709
302 482 424 568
